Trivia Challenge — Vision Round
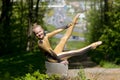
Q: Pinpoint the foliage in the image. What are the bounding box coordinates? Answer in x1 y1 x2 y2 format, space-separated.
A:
14 68 88 80
100 61 120 68
69 66 87 80
86 0 120 64
99 0 120 63
86 8 103 43
0 51 46 80
14 70 65 80
0 0 48 55
75 66 87 80
14 70 49 80
86 4 104 63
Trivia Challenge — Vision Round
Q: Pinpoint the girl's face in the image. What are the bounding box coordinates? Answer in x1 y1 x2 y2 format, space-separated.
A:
33 27 44 40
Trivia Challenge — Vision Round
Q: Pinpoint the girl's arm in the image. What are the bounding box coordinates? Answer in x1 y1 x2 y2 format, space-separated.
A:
46 24 71 38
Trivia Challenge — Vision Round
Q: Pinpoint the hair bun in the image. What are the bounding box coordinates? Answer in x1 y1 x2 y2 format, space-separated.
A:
33 23 37 26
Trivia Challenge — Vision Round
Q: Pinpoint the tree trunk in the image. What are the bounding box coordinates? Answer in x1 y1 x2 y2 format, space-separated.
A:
26 0 40 51
35 0 40 22
104 0 109 24
26 0 33 51
0 0 13 54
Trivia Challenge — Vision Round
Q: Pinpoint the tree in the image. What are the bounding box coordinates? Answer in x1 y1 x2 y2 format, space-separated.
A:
0 0 13 54
86 0 120 64
0 0 48 55
99 0 120 63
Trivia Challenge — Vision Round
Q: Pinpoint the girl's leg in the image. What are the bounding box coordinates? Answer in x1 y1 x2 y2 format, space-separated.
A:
54 24 75 54
57 41 102 60
54 14 80 54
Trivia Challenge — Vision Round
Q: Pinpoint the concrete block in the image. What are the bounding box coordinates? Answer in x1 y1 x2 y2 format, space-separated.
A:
45 61 68 77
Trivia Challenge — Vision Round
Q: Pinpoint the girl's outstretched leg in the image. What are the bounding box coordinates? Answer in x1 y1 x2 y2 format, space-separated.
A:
57 41 102 60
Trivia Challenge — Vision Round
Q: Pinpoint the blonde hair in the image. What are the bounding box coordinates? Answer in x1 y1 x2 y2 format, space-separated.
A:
32 23 43 32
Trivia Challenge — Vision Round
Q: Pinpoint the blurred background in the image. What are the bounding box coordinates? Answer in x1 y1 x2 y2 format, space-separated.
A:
0 0 120 79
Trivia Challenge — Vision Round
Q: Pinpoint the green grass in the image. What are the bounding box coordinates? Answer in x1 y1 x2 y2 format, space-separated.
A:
66 41 87 50
100 61 120 68
50 37 88 50
72 31 84 37
0 51 46 80
46 24 56 32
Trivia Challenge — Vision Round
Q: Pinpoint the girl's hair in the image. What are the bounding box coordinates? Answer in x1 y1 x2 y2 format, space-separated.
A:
32 23 43 32
33 23 38 29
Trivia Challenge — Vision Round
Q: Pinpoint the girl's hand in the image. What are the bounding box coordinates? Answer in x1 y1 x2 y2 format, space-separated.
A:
60 60 69 65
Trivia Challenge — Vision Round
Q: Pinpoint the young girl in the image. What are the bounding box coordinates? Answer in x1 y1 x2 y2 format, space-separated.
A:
32 13 102 64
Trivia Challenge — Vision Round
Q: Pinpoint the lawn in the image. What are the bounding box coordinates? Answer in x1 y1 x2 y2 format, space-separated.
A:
0 51 46 80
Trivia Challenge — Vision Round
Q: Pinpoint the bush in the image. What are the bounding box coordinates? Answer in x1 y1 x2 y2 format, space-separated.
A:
14 70 64 80
14 70 48 80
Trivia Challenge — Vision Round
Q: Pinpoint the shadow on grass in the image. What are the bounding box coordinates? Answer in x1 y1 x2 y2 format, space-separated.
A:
0 51 46 79
68 53 98 69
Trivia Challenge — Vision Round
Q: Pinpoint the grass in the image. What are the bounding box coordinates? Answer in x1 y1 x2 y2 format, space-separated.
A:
66 41 88 50
45 24 56 32
0 51 120 80
50 37 88 51
0 51 46 80
100 61 120 68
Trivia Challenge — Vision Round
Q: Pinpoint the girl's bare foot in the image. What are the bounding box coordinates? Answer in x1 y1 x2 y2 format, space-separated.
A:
91 41 102 49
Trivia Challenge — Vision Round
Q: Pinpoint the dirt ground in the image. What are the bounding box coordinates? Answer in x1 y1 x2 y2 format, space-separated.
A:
46 55 120 80
67 55 120 80
68 68 120 80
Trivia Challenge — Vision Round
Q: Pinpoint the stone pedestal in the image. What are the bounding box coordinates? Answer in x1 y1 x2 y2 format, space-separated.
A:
45 61 68 77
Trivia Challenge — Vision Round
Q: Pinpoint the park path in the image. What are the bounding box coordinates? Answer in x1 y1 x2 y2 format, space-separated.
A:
46 55 120 80
68 68 120 80
67 56 120 80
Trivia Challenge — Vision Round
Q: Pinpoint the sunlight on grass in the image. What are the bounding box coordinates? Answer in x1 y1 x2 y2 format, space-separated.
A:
100 61 120 68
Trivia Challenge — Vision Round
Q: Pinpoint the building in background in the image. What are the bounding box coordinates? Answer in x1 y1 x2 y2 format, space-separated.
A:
43 0 99 47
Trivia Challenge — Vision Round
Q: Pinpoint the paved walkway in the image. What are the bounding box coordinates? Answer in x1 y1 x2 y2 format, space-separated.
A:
68 68 120 80
67 56 120 80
